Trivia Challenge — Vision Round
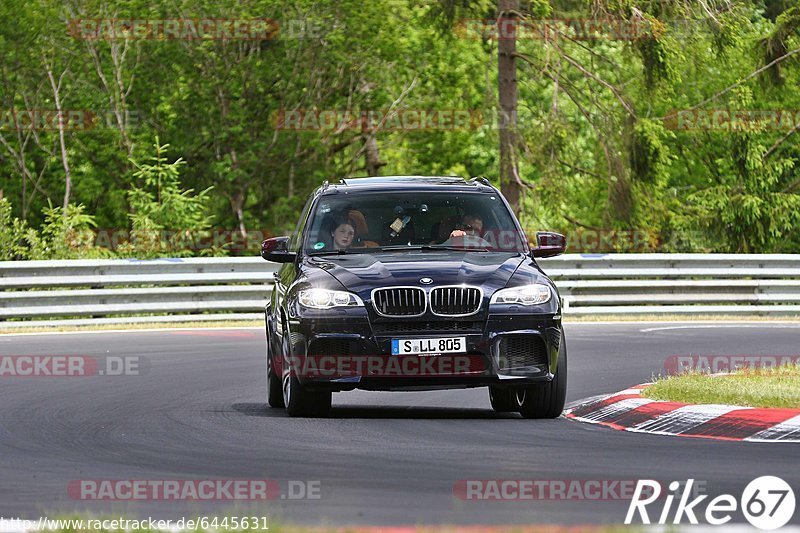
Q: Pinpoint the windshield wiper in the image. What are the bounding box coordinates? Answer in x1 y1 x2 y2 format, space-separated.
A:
308 249 353 256
378 244 491 252
378 245 430 251
309 247 386 256
428 245 491 252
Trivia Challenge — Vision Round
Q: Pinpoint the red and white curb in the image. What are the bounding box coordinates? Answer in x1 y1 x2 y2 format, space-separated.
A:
565 384 800 442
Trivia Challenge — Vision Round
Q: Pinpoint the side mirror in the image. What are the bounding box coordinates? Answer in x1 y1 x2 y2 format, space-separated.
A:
261 236 296 263
531 232 566 258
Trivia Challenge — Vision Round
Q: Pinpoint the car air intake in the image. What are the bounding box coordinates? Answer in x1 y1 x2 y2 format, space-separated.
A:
372 287 426 317
430 287 482 316
497 335 548 371
372 321 481 335
308 339 354 356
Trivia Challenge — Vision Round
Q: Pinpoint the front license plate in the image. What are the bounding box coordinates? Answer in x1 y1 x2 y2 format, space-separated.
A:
391 337 466 355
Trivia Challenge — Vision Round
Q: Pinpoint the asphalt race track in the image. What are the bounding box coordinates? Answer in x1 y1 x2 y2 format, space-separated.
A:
1 322 798 527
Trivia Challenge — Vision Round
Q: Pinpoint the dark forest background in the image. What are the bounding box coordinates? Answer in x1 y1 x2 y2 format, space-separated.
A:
1 0 799 258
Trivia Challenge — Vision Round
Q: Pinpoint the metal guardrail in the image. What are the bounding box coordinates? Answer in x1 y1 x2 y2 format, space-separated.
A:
0 258 278 328
0 254 798 328
540 254 800 315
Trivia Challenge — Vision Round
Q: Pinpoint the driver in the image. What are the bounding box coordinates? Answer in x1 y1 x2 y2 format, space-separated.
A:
449 215 483 239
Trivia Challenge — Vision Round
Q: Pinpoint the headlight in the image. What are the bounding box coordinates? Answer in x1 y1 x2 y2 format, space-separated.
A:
298 288 363 309
490 284 551 305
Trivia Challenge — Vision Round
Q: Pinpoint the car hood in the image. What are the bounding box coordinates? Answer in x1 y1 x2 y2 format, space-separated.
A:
303 251 530 300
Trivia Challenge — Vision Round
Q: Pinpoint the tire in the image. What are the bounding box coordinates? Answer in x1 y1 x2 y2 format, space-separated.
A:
283 373 332 417
266 346 285 408
488 386 519 412
266 319 285 408
518 333 568 419
281 334 331 417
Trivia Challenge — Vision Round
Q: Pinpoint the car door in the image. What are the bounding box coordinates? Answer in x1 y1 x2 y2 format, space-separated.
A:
273 192 317 344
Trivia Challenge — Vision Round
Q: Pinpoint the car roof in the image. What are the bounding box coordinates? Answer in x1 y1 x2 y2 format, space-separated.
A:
323 176 496 194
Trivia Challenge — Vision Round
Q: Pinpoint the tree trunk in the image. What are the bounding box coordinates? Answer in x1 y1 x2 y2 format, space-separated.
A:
230 189 247 240
85 32 136 159
498 0 522 213
608 117 635 225
363 132 383 176
45 62 72 211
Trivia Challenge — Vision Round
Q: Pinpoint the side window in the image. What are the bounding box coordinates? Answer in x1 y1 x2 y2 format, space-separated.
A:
288 193 316 252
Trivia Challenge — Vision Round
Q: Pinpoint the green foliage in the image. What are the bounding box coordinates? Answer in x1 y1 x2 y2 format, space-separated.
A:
630 119 675 185
0 198 107 260
760 6 800 85
120 139 216 258
0 0 799 257
686 132 798 253
34 202 108 259
0 198 38 260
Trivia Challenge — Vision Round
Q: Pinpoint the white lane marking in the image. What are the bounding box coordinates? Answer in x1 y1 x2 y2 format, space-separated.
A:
641 324 800 332
0 326 262 338
629 404 743 434
745 413 800 443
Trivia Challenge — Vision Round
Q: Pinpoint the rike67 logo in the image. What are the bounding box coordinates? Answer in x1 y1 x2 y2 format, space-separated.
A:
626 476 795 530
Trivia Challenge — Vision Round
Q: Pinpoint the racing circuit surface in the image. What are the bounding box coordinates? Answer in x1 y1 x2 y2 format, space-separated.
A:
0 322 798 526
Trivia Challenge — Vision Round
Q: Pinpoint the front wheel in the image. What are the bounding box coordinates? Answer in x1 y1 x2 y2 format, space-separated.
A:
266 349 284 408
283 373 332 417
518 334 567 419
281 334 331 417
488 386 518 412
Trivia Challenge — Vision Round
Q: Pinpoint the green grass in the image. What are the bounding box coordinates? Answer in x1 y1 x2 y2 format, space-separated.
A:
644 364 800 408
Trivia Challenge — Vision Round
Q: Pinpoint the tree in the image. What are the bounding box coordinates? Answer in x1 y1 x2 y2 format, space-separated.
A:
498 0 523 213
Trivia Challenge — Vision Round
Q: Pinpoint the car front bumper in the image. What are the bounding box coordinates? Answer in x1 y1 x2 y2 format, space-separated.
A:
285 313 563 391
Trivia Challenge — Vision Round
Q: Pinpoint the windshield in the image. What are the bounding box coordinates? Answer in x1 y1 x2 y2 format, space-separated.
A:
303 191 528 254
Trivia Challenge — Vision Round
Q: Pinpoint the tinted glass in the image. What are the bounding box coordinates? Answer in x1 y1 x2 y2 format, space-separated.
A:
303 191 527 254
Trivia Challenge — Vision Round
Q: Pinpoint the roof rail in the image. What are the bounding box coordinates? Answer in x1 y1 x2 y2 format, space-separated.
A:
471 176 492 187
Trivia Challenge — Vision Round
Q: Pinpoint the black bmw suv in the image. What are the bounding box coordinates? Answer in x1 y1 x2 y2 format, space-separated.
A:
262 176 567 418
